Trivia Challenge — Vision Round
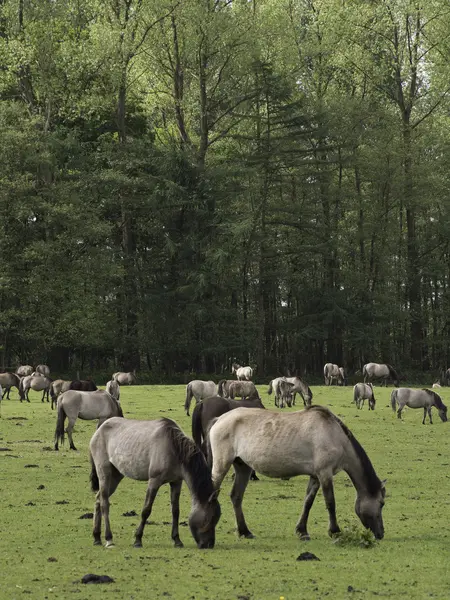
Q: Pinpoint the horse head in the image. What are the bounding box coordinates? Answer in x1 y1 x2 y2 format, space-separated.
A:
355 481 385 540
189 490 221 549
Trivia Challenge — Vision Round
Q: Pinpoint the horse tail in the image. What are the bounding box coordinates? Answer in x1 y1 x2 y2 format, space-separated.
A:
390 389 398 412
54 400 67 449
90 452 100 492
191 402 204 452
218 380 225 397
184 383 193 416
18 376 25 400
267 380 273 395
353 385 358 405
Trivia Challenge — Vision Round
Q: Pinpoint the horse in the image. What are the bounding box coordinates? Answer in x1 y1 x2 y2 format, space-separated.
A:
267 377 287 407
0 372 21 399
339 367 347 386
323 363 344 386
445 368 450 386
391 388 448 424
184 380 217 416
231 363 253 381
284 377 313 407
35 364 50 377
208 405 385 541
89 416 221 548
363 363 399 387
217 379 234 398
16 365 33 377
106 379 120 402
112 371 137 385
432 382 441 389
353 383 376 410
54 389 123 451
228 381 259 401
50 379 72 409
69 379 97 391
19 375 52 403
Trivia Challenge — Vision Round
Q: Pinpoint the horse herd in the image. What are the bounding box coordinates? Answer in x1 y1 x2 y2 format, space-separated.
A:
1 360 448 551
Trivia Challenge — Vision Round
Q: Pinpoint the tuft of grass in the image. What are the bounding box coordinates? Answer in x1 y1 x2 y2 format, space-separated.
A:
332 524 378 548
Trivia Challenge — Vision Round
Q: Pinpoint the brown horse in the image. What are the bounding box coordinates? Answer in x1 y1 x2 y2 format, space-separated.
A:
0 372 21 400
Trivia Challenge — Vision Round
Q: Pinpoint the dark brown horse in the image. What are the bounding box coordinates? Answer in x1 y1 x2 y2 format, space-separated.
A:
69 379 97 391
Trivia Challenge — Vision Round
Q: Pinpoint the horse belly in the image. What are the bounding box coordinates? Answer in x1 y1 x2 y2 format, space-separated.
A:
237 440 315 479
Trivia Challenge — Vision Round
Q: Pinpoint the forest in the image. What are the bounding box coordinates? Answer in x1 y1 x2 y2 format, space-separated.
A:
0 0 449 381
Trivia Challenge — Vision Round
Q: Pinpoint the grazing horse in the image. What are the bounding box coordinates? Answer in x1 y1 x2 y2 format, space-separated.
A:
0 372 21 399
16 365 33 377
69 379 97 391
228 381 259 401
391 388 448 424
267 377 286 407
339 367 347 386
363 363 399 387
231 363 253 381
353 383 376 410
284 377 313 407
89 417 221 548
208 406 385 541
323 363 344 386
50 379 71 409
184 380 217 416
35 364 50 377
54 389 123 451
192 395 265 459
217 379 235 398
106 379 120 402
112 371 137 385
19 375 52 403
277 379 294 408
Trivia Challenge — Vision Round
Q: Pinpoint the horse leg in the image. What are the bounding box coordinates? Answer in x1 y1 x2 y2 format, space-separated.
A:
66 416 78 450
428 407 433 424
41 389 46 403
231 460 254 538
397 404 403 419
169 480 183 547
133 479 160 548
295 475 320 540
92 464 123 547
320 476 340 537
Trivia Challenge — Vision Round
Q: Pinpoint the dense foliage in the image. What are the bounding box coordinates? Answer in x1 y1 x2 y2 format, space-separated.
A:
1 0 449 379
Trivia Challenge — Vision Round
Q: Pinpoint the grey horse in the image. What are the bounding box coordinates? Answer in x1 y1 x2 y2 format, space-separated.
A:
391 388 447 424
35 364 50 377
19 375 52 403
106 379 120 402
89 417 221 548
323 363 344 386
363 363 399 387
0 372 21 399
184 380 217 416
50 379 72 409
16 365 33 377
353 383 376 410
228 380 259 401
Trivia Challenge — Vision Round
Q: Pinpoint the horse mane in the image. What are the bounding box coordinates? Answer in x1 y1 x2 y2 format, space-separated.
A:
423 389 446 410
307 406 381 495
386 364 399 380
163 419 214 503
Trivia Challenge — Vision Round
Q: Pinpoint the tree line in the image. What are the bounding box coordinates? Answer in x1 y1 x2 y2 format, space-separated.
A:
0 0 449 381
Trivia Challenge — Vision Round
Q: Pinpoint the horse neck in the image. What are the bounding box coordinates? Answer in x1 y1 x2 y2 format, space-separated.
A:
343 435 380 499
180 453 214 507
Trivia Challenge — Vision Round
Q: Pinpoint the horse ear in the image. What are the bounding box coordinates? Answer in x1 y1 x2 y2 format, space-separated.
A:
208 489 220 502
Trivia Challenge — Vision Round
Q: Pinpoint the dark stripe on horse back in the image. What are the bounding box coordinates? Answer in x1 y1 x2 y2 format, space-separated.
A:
307 406 381 496
161 418 214 503
423 389 446 409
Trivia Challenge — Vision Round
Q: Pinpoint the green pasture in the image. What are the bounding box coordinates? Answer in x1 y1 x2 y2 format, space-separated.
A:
1 384 450 600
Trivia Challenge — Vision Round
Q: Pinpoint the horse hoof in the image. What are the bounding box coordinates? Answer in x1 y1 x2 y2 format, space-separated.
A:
105 541 115 548
174 540 184 548
299 533 310 541
93 540 102 546
133 541 142 548
240 532 255 539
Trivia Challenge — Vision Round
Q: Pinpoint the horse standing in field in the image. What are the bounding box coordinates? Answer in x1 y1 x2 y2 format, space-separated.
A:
184 380 217 416
16 365 33 377
284 377 313 407
0 372 21 399
50 379 72 409
276 379 294 408
113 371 137 385
35 364 50 377
19 375 52 403
267 377 287 407
54 389 123 451
353 383 376 410
391 388 447 424
106 379 120 402
89 417 221 548
208 405 385 541
69 379 97 391
231 363 253 381
363 363 399 387
323 363 344 386
432 382 441 389
217 379 235 398
228 380 260 401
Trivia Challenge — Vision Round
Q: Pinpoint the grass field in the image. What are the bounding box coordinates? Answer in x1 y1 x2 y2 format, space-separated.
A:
1 383 450 600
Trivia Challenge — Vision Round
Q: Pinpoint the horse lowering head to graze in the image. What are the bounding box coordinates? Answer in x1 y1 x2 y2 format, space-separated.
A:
69 379 97 392
275 379 294 408
184 380 217 416
0 372 21 400
54 389 123 451
339 367 347 386
231 363 253 381
284 377 313 407
208 405 385 542
228 380 259 401
50 379 72 409
112 371 137 385
16 365 33 377
323 363 344 386
19 375 52 403
353 383 376 410
90 417 221 549
35 364 50 377
106 379 120 402
391 388 447 424
363 363 399 387
267 377 286 408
